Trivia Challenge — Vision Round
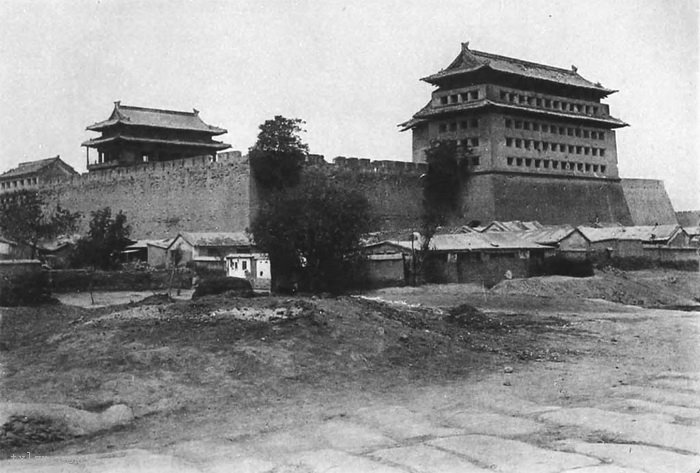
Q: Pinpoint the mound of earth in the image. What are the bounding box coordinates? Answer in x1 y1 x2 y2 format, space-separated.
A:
0 403 133 448
490 271 698 307
0 293 589 457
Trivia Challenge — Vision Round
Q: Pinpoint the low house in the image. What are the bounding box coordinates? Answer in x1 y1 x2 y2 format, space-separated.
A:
166 232 253 271
146 239 173 268
357 247 407 288
577 226 645 258
121 238 173 266
364 232 552 287
37 235 80 268
225 253 271 291
683 227 700 247
574 224 695 264
482 221 544 233
121 240 148 264
166 232 272 289
0 237 32 260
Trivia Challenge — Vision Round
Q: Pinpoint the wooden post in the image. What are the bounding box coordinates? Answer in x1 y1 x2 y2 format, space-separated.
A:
86 147 89 167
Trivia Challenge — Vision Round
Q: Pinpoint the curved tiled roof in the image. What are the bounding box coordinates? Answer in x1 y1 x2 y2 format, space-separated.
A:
81 134 230 150
400 99 628 130
0 156 77 179
86 102 227 135
423 43 614 94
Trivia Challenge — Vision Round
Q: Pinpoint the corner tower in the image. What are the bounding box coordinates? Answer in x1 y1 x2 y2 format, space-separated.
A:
400 42 633 225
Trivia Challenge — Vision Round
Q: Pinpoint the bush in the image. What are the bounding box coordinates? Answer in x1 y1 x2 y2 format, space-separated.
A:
191 277 254 299
539 255 594 277
0 272 55 307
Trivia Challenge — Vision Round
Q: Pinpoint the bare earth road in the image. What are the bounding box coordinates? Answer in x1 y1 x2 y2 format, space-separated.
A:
1 281 699 472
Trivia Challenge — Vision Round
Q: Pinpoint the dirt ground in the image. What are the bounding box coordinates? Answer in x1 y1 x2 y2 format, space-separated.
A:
0 269 698 464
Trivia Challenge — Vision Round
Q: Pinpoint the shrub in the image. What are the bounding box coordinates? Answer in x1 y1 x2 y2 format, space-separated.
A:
540 255 594 277
191 277 254 299
0 272 55 307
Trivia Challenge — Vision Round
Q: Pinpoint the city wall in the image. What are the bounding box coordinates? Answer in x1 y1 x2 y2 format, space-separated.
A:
36 153 677 239
311 156 426 231
42 152 253 239
462 172 634 225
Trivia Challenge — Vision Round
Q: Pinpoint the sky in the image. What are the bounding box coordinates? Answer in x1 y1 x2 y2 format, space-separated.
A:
0 0 698 210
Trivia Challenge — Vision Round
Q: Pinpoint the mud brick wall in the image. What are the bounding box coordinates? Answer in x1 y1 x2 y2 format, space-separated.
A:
42 152 252 239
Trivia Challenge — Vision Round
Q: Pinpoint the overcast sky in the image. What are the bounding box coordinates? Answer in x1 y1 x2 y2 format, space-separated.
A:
0 0 697 210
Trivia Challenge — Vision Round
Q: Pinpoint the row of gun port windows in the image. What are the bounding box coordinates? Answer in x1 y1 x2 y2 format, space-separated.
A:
505 118 605 140
507 157 606 174
505 138 606 157
439 90 480 105
438 119 479 133
499 90 599 115
0 177 38 189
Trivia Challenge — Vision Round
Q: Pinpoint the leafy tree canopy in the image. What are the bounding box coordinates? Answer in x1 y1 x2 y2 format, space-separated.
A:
72 207 131 270
422 139 470 223
250 169 371 293
414 140 472 283
0 190 81 258
249 116 309 190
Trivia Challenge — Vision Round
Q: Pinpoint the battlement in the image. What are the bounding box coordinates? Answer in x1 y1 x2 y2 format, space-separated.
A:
306 154 427 174
45 151 245 187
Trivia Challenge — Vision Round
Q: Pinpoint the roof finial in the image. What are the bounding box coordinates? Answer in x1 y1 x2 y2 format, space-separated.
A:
114 100 121 107
462 41 470 50
571 65 578 73
193 108 200 115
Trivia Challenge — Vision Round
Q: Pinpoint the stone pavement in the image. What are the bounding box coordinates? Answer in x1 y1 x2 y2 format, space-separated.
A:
2 371 699 473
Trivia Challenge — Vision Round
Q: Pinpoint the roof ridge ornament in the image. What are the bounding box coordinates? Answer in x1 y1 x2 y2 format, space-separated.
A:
571 65 578 73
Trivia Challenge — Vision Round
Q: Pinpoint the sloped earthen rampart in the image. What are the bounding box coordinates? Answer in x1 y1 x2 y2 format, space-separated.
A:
621 178 678 225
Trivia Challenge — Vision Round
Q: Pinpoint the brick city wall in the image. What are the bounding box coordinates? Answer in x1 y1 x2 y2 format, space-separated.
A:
42 152 252 239
35 153 677 240
310 156 426 231
461 172 634 225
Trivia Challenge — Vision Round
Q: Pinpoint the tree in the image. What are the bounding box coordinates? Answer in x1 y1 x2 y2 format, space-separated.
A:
72 207 131 270
0 190 81 258
415 140 472 283
250 169 371 293
249 116 309 190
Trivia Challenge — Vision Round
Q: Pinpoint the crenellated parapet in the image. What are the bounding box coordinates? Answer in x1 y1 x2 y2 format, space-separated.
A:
43 151 245 187
305 154 427 174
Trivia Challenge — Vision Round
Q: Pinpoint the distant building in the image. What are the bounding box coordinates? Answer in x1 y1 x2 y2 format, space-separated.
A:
364 232 552 287
82 102 230 170
225 253 271 291
167 232 253 269
0 156 77 194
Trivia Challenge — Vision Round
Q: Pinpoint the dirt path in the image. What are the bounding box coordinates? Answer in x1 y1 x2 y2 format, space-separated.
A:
1 274 699 471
